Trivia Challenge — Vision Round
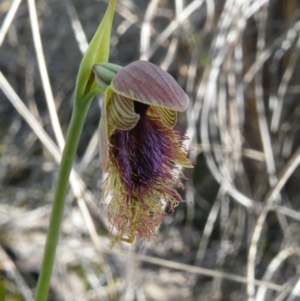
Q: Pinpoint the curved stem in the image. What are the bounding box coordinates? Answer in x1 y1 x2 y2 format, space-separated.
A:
34 96 93 301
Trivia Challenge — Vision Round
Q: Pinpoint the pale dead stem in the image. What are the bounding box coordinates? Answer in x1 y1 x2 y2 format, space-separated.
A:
0 0 22 47
248 4 300 301
142 0 206 60
103 246 284 293
200 0 262 208
256 247 300 301
196 0 300 300
271 27 300 132
27 0 65 150
0 246 33 301
248 3 278 300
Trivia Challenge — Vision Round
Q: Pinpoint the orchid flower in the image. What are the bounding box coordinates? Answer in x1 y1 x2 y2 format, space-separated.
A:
94 60 192 244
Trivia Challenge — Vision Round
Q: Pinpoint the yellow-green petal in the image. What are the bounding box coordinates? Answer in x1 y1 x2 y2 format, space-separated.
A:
175 148 193 168
107 91 140 130
111 60 189 112
99 88 113 171
147 106 177 128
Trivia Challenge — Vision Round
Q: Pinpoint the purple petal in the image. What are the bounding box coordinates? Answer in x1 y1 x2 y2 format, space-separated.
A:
111 60 189 112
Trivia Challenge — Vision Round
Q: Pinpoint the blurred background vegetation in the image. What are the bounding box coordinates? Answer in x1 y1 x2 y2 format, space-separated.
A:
1 0 300 300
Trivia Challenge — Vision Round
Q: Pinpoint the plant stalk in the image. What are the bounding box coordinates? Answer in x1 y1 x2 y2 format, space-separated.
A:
0 279 5 301
34 96 93 301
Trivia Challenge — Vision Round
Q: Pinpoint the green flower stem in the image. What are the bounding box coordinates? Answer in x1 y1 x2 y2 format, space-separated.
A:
0 279 5 301
35 94 94 301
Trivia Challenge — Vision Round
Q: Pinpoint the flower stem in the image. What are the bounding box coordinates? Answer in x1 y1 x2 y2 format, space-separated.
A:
0 278 5 301
34 96 93 301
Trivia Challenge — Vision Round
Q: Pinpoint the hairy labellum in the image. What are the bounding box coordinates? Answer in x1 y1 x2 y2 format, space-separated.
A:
106 110 189 244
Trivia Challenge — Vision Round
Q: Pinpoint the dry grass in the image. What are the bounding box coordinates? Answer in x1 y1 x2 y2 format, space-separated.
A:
1 0 300 300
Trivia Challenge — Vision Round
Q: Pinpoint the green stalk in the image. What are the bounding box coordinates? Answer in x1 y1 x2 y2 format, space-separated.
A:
34 94 94 301
0 279 5 301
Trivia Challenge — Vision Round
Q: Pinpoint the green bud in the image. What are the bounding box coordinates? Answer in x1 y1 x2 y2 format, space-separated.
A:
75 0 117 101
93 63 123 90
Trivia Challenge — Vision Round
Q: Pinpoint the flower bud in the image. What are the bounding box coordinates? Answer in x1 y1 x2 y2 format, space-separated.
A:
93 63 123 90
75 0 117 101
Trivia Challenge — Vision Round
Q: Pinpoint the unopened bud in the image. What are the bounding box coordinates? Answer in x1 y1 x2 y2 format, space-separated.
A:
93 63 123 90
